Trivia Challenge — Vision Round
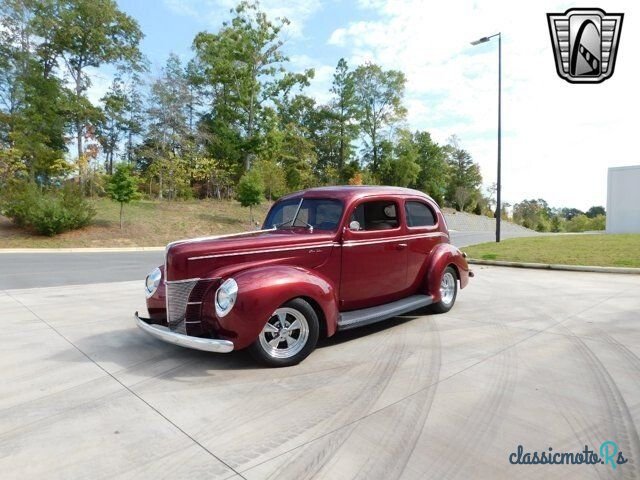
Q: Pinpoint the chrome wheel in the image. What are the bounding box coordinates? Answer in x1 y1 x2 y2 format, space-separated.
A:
259 307 310 359
440 271 456 306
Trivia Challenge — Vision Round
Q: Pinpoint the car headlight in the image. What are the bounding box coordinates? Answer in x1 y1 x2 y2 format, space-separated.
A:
145 267 162 298
215 278 238 317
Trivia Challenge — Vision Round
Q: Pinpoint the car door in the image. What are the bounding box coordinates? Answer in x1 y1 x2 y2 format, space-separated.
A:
404 198 447 291
340 198 409 310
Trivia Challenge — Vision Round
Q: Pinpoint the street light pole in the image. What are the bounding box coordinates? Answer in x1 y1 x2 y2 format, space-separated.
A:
471 32 502 242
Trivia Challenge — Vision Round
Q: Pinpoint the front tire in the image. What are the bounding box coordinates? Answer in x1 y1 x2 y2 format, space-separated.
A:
430 266 458 313
249 298 319 367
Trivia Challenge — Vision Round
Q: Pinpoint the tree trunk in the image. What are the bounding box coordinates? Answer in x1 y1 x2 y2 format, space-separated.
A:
339 122 345 176
77 121 83 187
249 205 254 225
245 85 256 171
120 202 124 230
128 130 133 164
371 126 377 172
75 67 84 189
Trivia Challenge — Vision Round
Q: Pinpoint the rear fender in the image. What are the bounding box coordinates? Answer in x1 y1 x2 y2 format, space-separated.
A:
215 265 339 350
426 243 471 302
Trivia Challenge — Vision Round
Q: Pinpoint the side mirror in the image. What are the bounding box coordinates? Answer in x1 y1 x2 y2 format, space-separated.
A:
349 220 361 231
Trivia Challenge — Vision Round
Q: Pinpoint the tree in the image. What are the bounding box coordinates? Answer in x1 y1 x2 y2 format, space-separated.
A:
193 1 293 171
255 159 285 202
444 137 482 210
144 54 192 199
379 130 420 187
330 58 358 177
559 207 584 220
586 205 606 218
97 78 128 174
352 62 406 172
54 0 143 169
0 0 73 182
236 169 263 224
453 186 473 212
550 215 563 232
513 199 551 231
107 164 139 229
412 131 448 204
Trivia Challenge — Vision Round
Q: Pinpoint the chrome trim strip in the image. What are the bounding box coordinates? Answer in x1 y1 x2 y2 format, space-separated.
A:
165 277 202 284
188 242 340 261
167 228 277 249
135 313 234 353
164 228 277 281
343 232 447 247
187 301 202 305
338 295 434 330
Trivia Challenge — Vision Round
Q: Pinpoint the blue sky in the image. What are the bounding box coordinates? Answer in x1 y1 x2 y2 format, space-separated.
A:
116 0 368 74
100 0 639 211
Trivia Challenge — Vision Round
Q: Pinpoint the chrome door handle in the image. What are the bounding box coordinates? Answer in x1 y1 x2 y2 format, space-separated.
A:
309 248 323 253
396 243 407 250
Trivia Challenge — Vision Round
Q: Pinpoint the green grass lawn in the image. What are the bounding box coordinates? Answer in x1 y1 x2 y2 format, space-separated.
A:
464 234 640 268
0 198 271 248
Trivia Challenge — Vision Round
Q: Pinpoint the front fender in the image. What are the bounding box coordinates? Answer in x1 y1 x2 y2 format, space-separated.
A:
426 243 471 302
214 265 339 350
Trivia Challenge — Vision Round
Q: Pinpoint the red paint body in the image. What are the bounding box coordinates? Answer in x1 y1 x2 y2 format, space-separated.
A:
146 186 471 350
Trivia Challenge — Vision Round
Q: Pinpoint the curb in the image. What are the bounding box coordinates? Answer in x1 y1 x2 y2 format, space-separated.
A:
0 247 165 253
468 259 640 275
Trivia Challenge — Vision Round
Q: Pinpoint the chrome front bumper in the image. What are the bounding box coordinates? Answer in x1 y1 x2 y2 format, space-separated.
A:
135 312 234 353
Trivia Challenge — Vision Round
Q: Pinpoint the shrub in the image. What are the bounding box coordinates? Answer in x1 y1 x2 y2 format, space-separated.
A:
565 213 606 232
106 165 140 229
0 181 95 236
236 169 264 224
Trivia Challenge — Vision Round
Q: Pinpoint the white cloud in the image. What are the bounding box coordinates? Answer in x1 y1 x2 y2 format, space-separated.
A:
289 54 335 105
163 0 323 38
85 68 113 106
329 0 638 210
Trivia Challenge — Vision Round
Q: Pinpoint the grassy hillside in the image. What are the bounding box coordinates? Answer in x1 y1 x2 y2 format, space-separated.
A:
0 198 270 248
465 234 640 268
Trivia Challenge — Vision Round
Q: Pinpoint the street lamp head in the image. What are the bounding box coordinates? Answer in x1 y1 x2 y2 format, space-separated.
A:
470 36 490 46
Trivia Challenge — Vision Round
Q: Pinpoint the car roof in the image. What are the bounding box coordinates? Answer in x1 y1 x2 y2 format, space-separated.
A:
279 185 436 204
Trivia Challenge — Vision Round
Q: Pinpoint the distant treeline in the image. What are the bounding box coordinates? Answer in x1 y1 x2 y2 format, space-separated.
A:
0 1 490 210
0 0 603 233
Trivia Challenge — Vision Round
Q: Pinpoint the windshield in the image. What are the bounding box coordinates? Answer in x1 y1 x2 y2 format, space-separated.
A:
263 198 344 232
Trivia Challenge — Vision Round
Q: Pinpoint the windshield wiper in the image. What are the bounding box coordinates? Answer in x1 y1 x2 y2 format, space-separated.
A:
273 218 314 231
272 198 313 232
273 219 294 229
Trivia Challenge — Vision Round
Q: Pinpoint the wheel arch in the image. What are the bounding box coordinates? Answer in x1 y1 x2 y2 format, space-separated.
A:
297 295 329 338
216 265 339 350
425 243 471 301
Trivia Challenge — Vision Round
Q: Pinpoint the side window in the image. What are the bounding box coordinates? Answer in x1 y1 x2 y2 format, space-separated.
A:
405 201 436 227
350 200 399 231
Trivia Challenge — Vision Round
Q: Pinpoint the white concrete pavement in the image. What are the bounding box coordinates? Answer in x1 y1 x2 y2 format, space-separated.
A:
1 267 639 479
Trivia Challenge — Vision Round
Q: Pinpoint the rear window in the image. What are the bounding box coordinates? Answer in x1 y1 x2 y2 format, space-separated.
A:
405 201 436 227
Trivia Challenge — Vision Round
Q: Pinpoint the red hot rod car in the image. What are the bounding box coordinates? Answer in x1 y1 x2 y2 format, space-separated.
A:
136 186 472 366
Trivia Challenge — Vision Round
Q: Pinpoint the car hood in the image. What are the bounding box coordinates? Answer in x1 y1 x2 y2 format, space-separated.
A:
165 229 338 281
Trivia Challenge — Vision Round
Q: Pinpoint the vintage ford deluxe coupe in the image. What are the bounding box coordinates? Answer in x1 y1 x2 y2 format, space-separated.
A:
136 186 472 366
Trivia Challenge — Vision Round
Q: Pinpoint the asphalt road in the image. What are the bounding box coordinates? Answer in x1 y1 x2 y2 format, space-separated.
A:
0 231 533 290
2 266 638 479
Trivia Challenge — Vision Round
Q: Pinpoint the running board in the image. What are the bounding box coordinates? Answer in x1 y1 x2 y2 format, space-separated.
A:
338 295 434 330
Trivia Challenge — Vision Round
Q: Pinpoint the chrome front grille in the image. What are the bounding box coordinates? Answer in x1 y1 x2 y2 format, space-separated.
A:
166 280 198 333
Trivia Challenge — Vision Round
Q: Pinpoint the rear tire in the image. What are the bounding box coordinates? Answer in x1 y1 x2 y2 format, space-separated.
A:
249 298 319 367
430 266 458 314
